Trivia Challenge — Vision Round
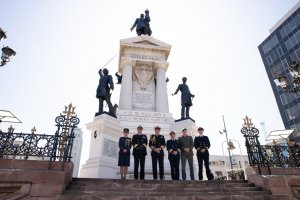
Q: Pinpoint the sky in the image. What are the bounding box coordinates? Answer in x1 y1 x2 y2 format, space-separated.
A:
0 0 299 170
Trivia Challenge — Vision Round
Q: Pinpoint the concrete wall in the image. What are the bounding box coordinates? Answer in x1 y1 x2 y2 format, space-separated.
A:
0 159 73 199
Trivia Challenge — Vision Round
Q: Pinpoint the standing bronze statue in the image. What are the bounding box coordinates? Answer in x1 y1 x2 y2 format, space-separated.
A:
144 9 152 36
95 68 115 117
172 77 195 120
131 9 152 36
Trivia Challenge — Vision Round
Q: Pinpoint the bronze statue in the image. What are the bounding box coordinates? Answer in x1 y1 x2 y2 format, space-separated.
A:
95 68 115 117
145 9 152 36
131 9 152 36
172 77 195 119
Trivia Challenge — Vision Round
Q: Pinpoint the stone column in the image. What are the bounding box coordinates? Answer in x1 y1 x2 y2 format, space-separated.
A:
155 62 169 113
119 59 135 110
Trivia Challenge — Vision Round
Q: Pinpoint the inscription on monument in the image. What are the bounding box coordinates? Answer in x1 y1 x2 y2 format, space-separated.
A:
134 92 152 106
127 54 165 62
133 91 155 110
103 138 118 159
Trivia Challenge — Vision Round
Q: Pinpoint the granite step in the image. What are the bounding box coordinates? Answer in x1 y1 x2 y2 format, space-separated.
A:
63 190 270 196
56 178 273 200
56 194 273 200
67 185 262 192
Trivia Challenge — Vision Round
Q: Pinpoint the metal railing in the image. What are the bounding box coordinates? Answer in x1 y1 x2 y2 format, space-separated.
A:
241 116 299 175
0 104 79 170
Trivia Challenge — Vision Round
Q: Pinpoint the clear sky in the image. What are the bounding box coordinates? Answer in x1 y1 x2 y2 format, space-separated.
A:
0 0 299 168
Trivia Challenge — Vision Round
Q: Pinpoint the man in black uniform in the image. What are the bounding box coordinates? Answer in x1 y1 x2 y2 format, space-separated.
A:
167 131 181 180
149 126 165 180
132 125 148 180
194 127 212 180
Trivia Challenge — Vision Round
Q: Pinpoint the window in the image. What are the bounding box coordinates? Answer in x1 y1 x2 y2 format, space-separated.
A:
296 48 300 59
291 51 299 61
280 94 287 105
285 39 293 50
290 35 297 48
295 30 300 43
280 27 287 38
267 56 272 65
288 16 297 30
272 35 279 46
277 47 283 57
286 104 300 120
272 62 283 77
284 23 292 35
294 14 300 26
282 59 289 69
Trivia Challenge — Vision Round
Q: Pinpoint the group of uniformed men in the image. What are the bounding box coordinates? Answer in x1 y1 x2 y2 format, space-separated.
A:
118 125 213 180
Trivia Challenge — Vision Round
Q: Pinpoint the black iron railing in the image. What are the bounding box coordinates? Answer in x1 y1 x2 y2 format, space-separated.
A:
0 104 79 170
241 116 299 175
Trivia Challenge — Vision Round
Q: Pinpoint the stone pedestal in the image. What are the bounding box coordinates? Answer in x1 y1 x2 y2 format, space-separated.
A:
80 114 122 178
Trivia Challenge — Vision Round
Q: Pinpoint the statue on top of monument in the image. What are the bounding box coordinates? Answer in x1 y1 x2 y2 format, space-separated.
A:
130 9 152 36
95 68 116 117
172 77 195 120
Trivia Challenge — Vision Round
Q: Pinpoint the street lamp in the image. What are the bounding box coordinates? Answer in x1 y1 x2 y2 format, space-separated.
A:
1 46 16 66
0 27 16 67
0 28 7 41
274 61 300 93
219 115 235 169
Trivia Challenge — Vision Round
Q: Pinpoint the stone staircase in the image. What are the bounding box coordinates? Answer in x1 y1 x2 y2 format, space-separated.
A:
56 178 274 200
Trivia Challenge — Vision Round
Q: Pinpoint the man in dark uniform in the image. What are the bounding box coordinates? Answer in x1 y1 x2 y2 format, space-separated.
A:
132 125 148 180
167 131 181 180
130 13 146 36
149 126 165 180
95 68 114 117
194 127 212 180
173 77 195 119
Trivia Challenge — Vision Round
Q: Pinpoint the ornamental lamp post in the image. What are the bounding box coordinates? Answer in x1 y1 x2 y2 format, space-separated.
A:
274 61 300 93
0 28 7 41
1 46 16 67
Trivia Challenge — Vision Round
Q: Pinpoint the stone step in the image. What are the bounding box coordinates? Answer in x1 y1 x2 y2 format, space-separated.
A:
70 181 254 187
70 179 252 188
67 185 262 192
58 178 272 200
63 190 270 196
56 194 273 200
72 178 247 184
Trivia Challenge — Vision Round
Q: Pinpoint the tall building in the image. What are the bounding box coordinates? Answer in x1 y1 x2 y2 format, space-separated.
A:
71 128 83 177
258 2 300 131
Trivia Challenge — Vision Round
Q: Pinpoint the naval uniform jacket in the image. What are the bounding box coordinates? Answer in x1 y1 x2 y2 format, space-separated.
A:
166 139 181 159
149 134 166 156
194 135 210 156
132 134 148 156
118 137 132 155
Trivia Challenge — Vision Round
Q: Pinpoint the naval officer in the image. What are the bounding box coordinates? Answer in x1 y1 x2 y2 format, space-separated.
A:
149 126 165 180
132 125 148 180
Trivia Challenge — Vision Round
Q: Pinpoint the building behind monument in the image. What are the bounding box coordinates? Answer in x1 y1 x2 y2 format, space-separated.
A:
258 2 300 139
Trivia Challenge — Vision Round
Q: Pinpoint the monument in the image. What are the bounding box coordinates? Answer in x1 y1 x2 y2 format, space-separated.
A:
80 10 198 179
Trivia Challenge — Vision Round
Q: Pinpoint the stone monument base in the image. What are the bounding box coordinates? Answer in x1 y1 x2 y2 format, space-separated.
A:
80 113 200 180
80 114 122 179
